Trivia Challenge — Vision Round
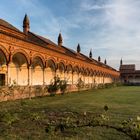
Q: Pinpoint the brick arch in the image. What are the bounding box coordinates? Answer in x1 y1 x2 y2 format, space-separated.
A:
32 53 45 67
32 56 45 68
83 69 87 75
58 61 66 71
79 68 82 73
59 60 66 66
47 59 56 71
102 72 105 77
90 69 94 76
95 70 100 76
0 44 9 62
66 64 73 72
108 74 111 77
103 72 106 77
84 68 90 76
80 67 85 74
99 71 103 76
12 49 30 65
98 71 103 76
47 57 57 64
93 70 97 75
105 73 108 77
73 65 79 73
87 68 91 76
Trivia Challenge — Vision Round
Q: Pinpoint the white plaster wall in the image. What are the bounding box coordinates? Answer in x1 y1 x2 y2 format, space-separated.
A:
89 76 93 84
9 63 18 85
32 66 43 85
85 76 89 84
80 74 84 83
99 76 103 84
73 72 78 84
94 76 97 84
66 72 72 84
108 77 112 83
45 67 55 85
96 76 100 84
104 77 108 83
59 71 65 80
56 70 64 80
100 76 103 84
6 62 116 86
18 65 28 85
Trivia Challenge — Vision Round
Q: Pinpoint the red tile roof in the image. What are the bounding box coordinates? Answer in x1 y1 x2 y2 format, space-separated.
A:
0 18 117 71
0 19 20 32
120 64 135 70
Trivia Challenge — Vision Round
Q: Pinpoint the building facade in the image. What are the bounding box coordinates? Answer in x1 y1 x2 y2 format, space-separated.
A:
120 59 140 85
0 15 119 88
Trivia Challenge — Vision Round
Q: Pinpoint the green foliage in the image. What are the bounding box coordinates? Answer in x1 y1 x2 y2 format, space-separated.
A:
59 79 67 95
42 106 140 140
76 78 84 91
121 117 140 139
0 86 140 139
0 111 19 125
97 82 123 89
30 112 42 121
48 76 68 95
48 76 60 96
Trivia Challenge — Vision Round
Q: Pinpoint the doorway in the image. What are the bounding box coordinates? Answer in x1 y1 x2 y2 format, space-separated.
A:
0 74 5 86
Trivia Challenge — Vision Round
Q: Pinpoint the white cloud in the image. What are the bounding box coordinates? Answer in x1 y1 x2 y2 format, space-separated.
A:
81 2 115 11
77 0 140 69
1 0 140 70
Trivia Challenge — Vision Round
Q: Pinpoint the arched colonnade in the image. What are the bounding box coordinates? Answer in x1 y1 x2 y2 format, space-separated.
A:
0 47 118 86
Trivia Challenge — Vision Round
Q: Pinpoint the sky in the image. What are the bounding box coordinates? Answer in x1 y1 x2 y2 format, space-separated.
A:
0 0 140 70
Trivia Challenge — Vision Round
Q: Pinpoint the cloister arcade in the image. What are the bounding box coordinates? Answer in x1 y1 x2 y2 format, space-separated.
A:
0 47 117 87
0 15 120 102
4 53 120 88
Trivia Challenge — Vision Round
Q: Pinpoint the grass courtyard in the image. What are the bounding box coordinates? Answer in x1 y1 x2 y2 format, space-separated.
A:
0 86 140 139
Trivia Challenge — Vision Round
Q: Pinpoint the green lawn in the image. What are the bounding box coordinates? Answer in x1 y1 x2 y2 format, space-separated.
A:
0 86 140 140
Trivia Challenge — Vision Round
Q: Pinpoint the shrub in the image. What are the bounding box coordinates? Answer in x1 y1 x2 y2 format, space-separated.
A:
48 76 60 96
48 76 68 95
59 79 67 95
76 78 84 91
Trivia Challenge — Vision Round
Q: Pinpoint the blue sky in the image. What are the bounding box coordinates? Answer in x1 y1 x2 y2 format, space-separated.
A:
1 0 140 70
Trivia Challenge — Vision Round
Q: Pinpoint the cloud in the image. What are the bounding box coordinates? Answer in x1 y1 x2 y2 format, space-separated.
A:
77 0 140 69
81 2 115 11
1 0 140 70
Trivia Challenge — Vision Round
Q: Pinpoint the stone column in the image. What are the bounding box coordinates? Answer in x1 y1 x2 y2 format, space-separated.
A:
28 65 32 86
7 62 11 86
72 71 74 85
88 74 89 85
43 67 45 85
6 63 9 86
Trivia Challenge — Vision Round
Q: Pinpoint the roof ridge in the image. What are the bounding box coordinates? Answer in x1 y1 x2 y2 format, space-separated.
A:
30 32 57 46
0 18 20 32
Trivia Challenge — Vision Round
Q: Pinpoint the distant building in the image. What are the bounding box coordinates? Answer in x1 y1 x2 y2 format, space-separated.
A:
119 60 140 85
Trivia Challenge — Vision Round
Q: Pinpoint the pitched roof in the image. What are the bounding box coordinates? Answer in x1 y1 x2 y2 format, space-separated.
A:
28 32 115 69
0 18 117 71
33 33 57 46
0 19 20 31
120 64 135 70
